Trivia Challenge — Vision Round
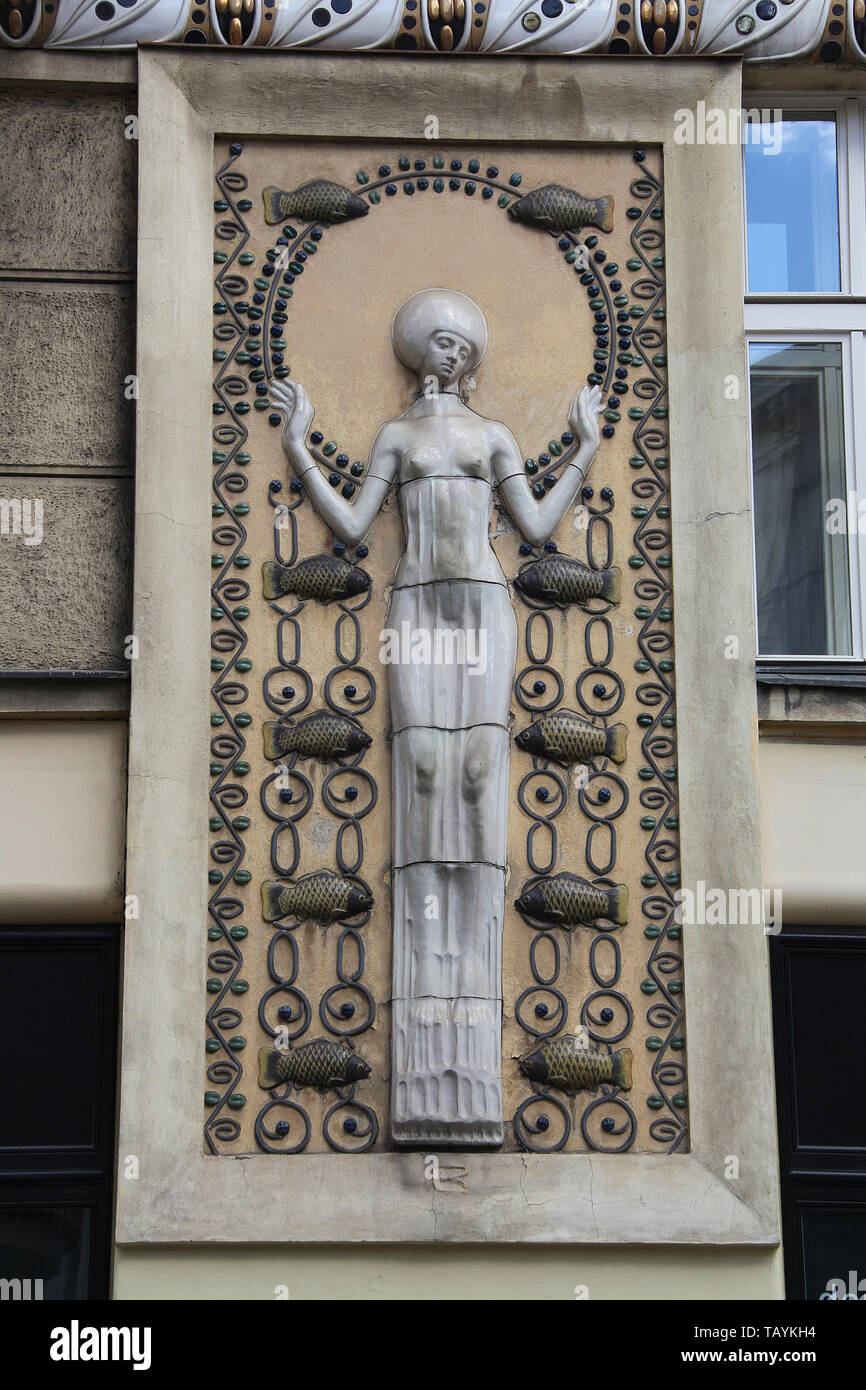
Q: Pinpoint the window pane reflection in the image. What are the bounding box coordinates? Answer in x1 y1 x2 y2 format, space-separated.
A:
750 342 851 656
0 1206 92 1300
746 113 840 293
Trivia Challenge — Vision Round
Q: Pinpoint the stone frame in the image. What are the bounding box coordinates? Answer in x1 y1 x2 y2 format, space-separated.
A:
119 47 779 1245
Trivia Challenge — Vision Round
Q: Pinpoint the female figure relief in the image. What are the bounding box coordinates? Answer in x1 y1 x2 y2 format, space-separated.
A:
272 289 604 1146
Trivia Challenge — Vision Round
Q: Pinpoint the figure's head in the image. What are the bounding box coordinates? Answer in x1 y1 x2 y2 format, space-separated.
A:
392 289 488 392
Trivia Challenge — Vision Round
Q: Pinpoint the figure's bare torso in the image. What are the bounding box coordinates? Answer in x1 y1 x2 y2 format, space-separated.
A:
389 408 505 588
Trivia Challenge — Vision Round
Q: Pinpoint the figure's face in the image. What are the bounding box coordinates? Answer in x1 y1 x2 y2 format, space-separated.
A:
420 330 474 389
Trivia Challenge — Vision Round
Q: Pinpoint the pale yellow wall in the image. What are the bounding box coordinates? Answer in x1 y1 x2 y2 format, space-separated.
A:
0 719 127 923
759 738 866 926
114 1244 784 1301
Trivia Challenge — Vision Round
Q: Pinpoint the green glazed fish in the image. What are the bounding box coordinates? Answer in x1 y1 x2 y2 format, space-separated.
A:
261 870 373 925
519 1037 632 1094
262 179 369 226
515 710 627 766
515 872 628 928
262 710 372 761
258 1038 371 1091
262 554 371 602
508 184 614 235
513 555 621 609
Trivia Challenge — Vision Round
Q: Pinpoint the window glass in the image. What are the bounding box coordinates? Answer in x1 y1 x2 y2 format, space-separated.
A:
749 342 851 656
745 113 840 293
0 1206 91 1300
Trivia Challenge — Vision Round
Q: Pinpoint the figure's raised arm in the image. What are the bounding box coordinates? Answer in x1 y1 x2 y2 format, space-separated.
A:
492 385 605 547
271 379 399 547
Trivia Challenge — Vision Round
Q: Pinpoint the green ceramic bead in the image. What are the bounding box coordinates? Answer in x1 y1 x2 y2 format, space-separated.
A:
672 1093 687 1108
253 400 271 411
618 354 634 366
635 605 652 618
638 767 654 780
229 925 248 940
664 814 678 829
227 1094 246 1110
211 555 225 568
651 256 664 268
641 873 658 887
433 155 445 168
644 924 661 938
631 357 644 367
647 1094 664 1109
204 1091 220 1106
232 816 250 830
665 872 681 886
663 767 677 779
630 306 645 318
637 713 653 726
238 252 255 265
206 1038 220 1053
229 1036 246 1050
323 441 338 456
230 979 249 994
635 659 651 672
254 277 270 290
234 555 251 568
212 505 226 518
652 406 668 419
657 505 670 519
632 506 649 518
233 606 249 620
588 297 604 310
212 607 224 620
532 482 545 498
641 980 659 995
647 1037 663 1051
214 251 228 263
628 556 645 568
612 293 629 306
640 816 657 829
209 817 223 831
498 195 510 208
211 657 225 670
235 713 252 727
661 714 675 727
652 354 667 367
210 714 225 726
210 762 224 776
671 1037 684 1050
657 555 671 567
593 349 609 361
626 258 642 270
232 503 250 516
669 981 683 995
249 369 265 382
668 926 682 941
213 351 227 363
236 452 251 463
629 455 644 467
628 407 645 419
654 457 668 468
356 170 369 184
548 441 562 456
271 340 287 351
565 250 577 263
604 409 620 422
236 658 252 672
525 459 538 474
208 869 222 883
274 366 291 379
234 761 250 775
369 191 381 204
626 207 641 219
282 226 297 238
206 980 222 994
208 926 222 939
652 308 665 319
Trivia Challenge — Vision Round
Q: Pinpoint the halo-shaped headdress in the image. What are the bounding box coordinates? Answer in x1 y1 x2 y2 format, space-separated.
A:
391 288 488 376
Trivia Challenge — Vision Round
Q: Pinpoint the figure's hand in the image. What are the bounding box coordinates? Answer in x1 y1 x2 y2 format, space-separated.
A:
270 379 315 459
567 384 605 452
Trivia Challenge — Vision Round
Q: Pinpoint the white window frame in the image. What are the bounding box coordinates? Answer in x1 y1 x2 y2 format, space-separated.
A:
743 96 866 666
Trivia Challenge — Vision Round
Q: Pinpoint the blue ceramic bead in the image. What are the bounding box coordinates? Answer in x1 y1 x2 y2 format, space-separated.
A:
602 425 615 438
561 431 574 445
451 159 462 170
230 143 243 155
356 544 369 558
279 788 293 803
465 181 476 195
329 473 341 486
414 159 426 170
340 1002 355 1018
269 479 282 491
449 178 460 190
404 181 415 195
601 1008 614 1022
519 543 533 555
336 453 349 467
333 542 346 555
290 480 302 492
418 178 429 191
598 787 612 802
482 187 493 199
610 281 622 292
601 486 613 500
378 164 391 176
268 414 281 426
536 1115 550 1131
487 166 499 177
533 680 546 694
262 265 274 276
544 541 557 553
385 184 397 196
253 292 265 304
468 159 480 173
311 431 324 444
275 1120 290 1136
272 354 283 365
277 1005 294 1020
282 685 295 698
249 354 262 367
593 683 606 697
343 1116 358 1132
583 486 594 499
344 785 358 801
593 248 606 262
601 1117 615 1132
276 299 287 310
535 1001 549 1016
633 150 646 162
